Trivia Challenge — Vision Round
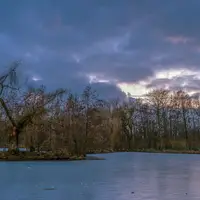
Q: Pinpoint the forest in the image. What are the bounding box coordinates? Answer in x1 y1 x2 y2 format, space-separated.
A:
1 62 200 159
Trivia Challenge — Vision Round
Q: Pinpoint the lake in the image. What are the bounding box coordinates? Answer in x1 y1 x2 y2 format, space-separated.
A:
1 152 200 200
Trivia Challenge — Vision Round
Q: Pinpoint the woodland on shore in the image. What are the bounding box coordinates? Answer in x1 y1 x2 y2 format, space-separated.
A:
1 62 200 160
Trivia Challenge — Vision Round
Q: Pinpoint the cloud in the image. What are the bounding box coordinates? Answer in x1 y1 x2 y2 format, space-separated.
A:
90 82 126 100
165 36 193 45
1 0 200 98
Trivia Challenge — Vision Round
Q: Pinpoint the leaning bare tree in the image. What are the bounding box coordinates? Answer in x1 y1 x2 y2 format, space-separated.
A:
0 62 65 151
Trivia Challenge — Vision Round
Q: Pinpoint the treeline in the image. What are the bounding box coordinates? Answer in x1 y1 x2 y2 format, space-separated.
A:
1 64 200 156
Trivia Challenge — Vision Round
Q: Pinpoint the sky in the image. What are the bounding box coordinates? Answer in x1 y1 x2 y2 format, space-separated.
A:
1 0 200 99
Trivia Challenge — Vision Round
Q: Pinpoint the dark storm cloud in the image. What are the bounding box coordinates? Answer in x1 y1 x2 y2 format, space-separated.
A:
1 0 200 97
90 82 126 100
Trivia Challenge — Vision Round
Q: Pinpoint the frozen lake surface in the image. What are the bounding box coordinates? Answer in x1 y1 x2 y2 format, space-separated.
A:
1 152 200 200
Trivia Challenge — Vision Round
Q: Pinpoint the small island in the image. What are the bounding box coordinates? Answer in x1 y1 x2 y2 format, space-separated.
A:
0 148 106 161
0 149 85 161
0 64 200 161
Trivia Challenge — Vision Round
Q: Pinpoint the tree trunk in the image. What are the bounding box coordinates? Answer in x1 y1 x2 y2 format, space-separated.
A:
12 126 19 149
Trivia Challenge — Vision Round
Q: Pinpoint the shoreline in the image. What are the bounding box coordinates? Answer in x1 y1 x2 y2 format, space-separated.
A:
87 149 200 155
0 149 200 161
132 149 200 154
